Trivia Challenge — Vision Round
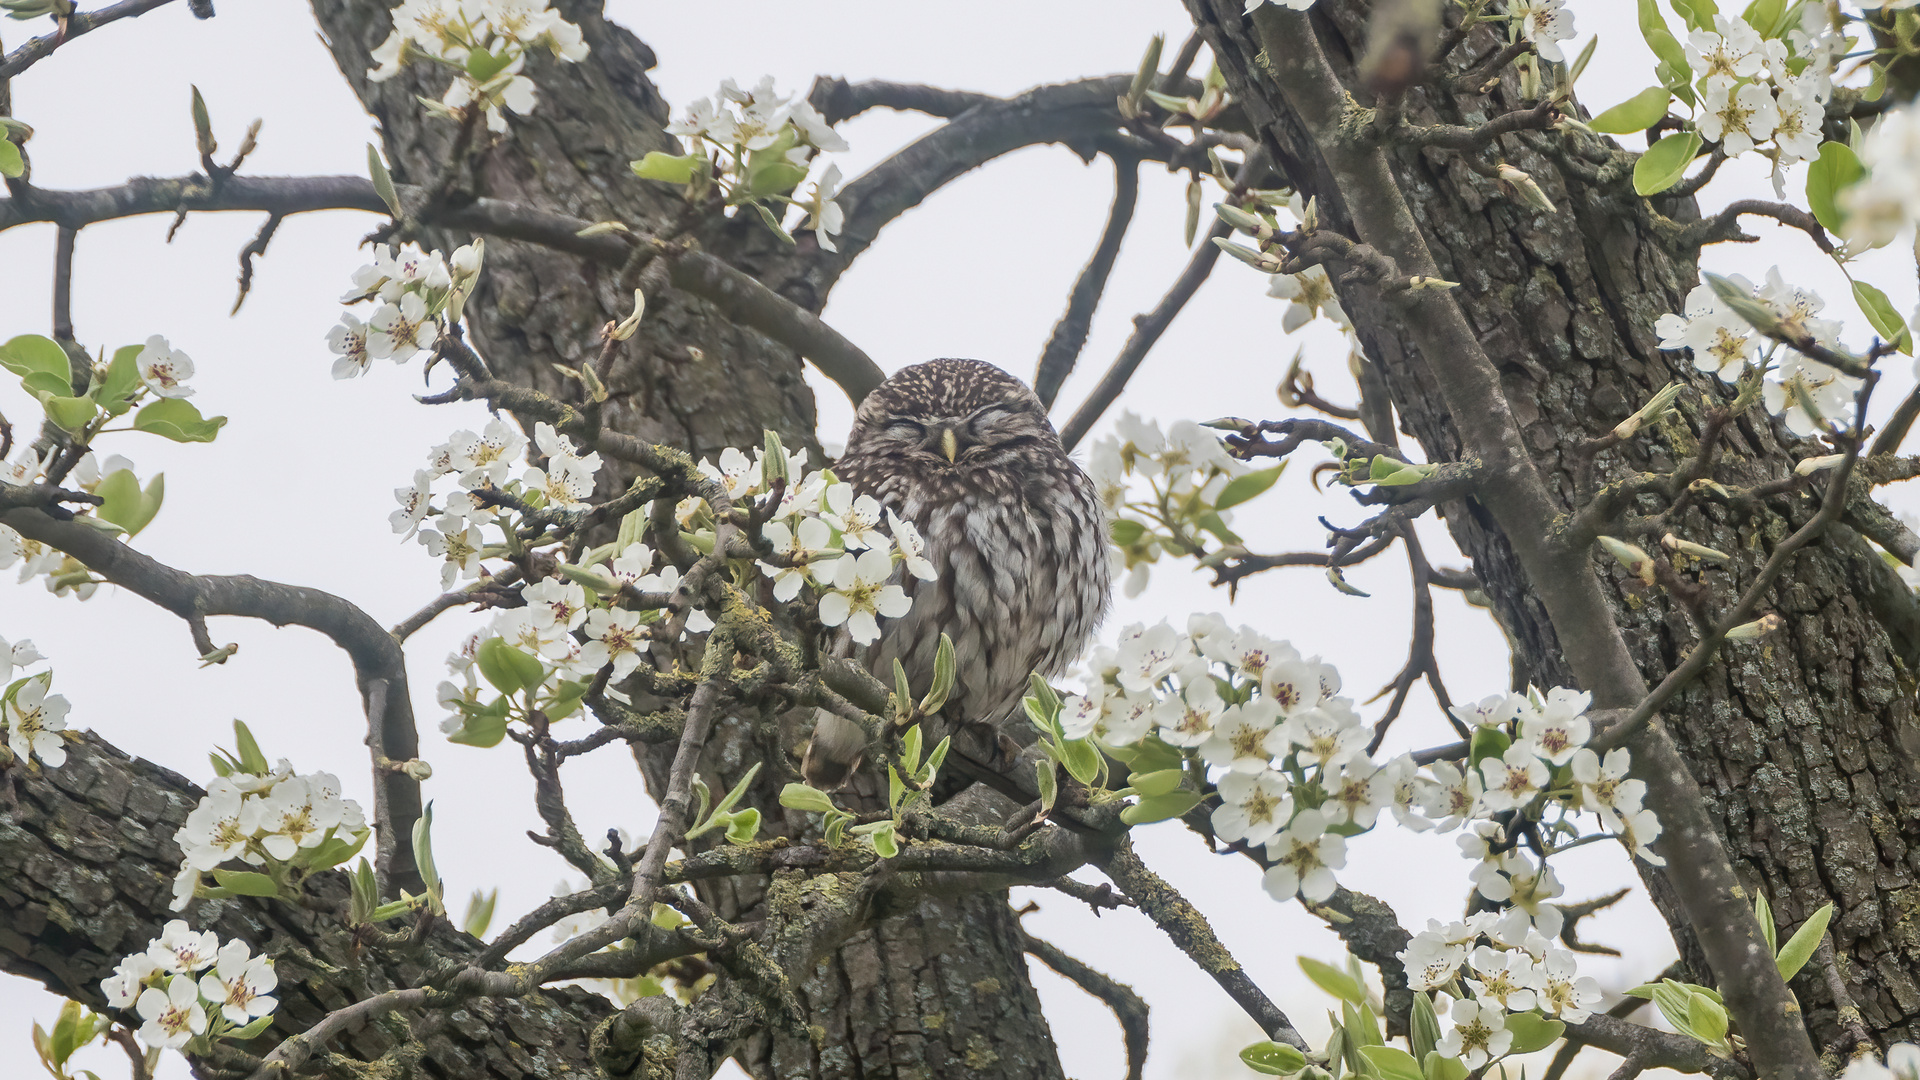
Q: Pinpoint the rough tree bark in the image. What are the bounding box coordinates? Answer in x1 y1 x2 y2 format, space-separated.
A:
1186 0 1920 1059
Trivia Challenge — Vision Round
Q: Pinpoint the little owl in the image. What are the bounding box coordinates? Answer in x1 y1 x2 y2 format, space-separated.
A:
803 358 1110 788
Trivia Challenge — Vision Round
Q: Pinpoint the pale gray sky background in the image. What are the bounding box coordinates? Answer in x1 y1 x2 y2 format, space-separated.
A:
0 3 1910 1079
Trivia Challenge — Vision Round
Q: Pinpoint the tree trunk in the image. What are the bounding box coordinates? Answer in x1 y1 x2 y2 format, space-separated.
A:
302 2 1066 1076
1188 0 1920 1056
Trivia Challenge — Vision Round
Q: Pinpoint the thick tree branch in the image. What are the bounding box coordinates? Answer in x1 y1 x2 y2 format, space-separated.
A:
0 502 425 894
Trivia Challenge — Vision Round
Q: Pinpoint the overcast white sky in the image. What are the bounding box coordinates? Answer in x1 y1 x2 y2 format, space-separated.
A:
1 3 1912 1079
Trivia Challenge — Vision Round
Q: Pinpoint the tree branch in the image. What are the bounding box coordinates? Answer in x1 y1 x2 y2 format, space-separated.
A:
1034 152 1139 409
0 0 205 82
0 502 425 894
1020 927 1150 1080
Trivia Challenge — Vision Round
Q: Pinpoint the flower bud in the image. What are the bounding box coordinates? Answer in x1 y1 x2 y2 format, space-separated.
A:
1705 273 1781 336
1215 202 1272 239
575 220 631 237
1613 382 1684 440
1597 535 1656 585
1125 33 1165 114
1496 163 1558 214
1724 613 1783 642
610 289 646 340
1660 533 1730 564
1794 453 1847 476
1407 276 1459 290
1212 237 1284 273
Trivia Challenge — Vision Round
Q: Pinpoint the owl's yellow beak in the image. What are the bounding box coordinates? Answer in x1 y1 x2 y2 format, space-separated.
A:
939 427 959 463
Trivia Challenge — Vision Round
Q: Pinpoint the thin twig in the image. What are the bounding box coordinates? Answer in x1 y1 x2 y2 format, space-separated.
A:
0 0 198 82
1035 152 1139 409
1020 927 1150 1080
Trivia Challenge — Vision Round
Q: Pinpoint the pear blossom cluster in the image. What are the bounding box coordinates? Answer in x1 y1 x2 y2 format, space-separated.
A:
1086 412 1252 598
1 644 68 768
646 77 848 250
99 922 278 1051
1654 267 1863 437
368 0 588 133
1058 615 1661 926
431 436 930 743
168 761 370 912
1683 9 1839 194
1397 915 1602 1068
329 240 483 380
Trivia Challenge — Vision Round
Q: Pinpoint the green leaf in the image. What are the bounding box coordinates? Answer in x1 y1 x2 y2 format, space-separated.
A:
464 47 512 83
0 139 21 179
211 870 281 897
1035 760 1058 812
0 334 71 382
94 344 142 411
725 807 761 844
1239 1041 1308 1076
1346 1000 1385 1047
631 151 702 184
1469 725 1512 767
227 1013 275 1041
1668 0 1718 31
475 636 543 695
779 782 838 814
1775 902 1833 981
1851 279 1911 354
862 819 900 858
1109 518 1147 546
544 677 589 721
446 705 508 748
233 720 270 775
744 157 809 198
1060 737 1104 786
190 84 215 157
1119 789 1202 825
1633 131 1701 197
1422 1051 1469 1080
1588 87 1671 134
21 369 71 401
1299 956 1368 1004
920 635 957 714
1742 0 1785 36
367 143 404 218
1754 891 1778 954
42 394 95 433
412 802 443 911
1805 141 1863 232
1410 992 1441 1062
1129 768 1187 797
132 397 226 443
1503 1013 1565 1056
1215 463 1285 511
1360 1046 1424 1080
305 826 370 870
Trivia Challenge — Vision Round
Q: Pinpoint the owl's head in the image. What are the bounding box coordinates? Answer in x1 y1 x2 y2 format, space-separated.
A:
845 358 1058 469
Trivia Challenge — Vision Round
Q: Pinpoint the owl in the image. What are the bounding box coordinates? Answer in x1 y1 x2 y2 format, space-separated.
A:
802 358 1111 787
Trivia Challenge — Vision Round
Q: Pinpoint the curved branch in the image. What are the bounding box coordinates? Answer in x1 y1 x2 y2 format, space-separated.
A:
0 502 425 894
1035 152 1139 409
1021 928 1150 1080
0 0 203 82
805 77 997 124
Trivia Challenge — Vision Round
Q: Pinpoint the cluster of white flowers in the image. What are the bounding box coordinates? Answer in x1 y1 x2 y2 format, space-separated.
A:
654 77 848 250
1086 412 1251 598
1399 916 1602 1067
432 436 927 740
100 922 277 1050
368 0 588 132
1847 1044 1920 1080
329 241 483 380
1685 10 1837 193
1057 614 1659 943
168 763 369 911
1654 267 1861 437
0 642 68 768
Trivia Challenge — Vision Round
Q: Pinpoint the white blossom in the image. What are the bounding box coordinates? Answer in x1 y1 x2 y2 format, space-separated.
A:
1686 16 1765 92
1619 805 1668 865
1267 264 1348 332
1400 930 1469 992
452 419 529 488
800 162 846 252
1212 769 1293 846
1844 106 1920 248
1277 703 1368 771
886 510 936 581
580 607 646 678
822 483 888 552
1438 996 1512 1069
1152 663 1229 747
199 939 278 1026
135 335 196 399
699 447 763 500
420 513 486 589
818 546 911 645
148 920 221 975
175 779 261 871
136 975 207 1049
1655 281 1760 380
1198 699 1282 773
392 470 434 537
1261 806 1345 903
523 577 589 632
1518 688 1590 765
1478 742 1549 812
1569 745 1644 831
367 292 439 362
1700 79 1780 158
1113 621 1191 693
328 312 372 380
1323 759 1393 829
102 952 160 1008
1508 0 1575 64
760 517 835 602
4 677 70 768
1465 945 1541 1013
1536 948 1603 1022
1764 350 1861 437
